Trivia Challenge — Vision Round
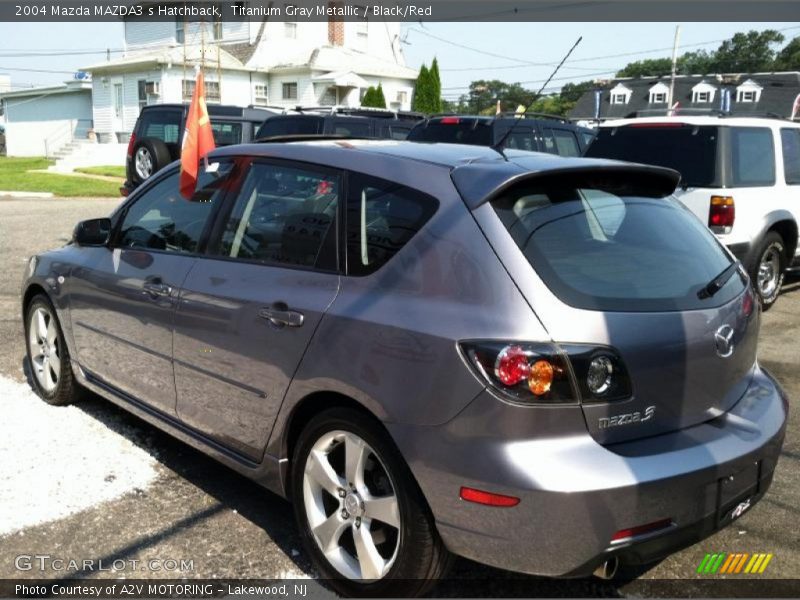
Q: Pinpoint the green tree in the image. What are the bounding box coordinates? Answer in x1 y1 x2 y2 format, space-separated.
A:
616 58 673 78
678 49 715 75
774 36 800 71
464 79 535 114
711 29 784 72
361 86 376 107
412 64 431 112
374 83 387 108
429 57 443 113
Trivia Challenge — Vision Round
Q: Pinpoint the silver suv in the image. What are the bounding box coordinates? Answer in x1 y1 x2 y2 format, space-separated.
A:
22 141 787 596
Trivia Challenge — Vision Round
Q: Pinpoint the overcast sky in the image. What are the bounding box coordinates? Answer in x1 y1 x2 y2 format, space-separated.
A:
1 21 798 96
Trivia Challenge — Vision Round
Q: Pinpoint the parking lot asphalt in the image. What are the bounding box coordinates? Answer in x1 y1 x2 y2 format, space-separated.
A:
0 196 798 597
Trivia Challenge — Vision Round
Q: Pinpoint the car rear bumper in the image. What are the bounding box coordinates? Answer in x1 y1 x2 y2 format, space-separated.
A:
387 365 788 577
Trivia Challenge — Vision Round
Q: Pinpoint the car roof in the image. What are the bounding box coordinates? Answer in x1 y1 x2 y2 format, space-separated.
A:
141 103 274 118
599 116 800 128
209 140 679 208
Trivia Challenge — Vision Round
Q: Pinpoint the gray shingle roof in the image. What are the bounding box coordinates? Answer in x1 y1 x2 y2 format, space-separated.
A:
569 72 800 121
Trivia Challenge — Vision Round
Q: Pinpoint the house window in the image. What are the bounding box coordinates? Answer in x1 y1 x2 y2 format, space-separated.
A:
396 91 408 105
182 79 221 103
137 79 147 111
176 17 185 44
282 82 298 100
738 90 757 103
254 84 268 105
649 92 667 104
611 94 628 105
694 91 711 103
113 83 123 118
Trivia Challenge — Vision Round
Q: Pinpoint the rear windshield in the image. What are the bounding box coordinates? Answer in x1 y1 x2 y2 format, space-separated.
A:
586 126 719 187
407 121 493 146
491 180 743 312
257 117 323 139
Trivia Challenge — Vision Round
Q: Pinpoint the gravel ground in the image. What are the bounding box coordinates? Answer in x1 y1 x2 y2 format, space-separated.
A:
0 196 798 596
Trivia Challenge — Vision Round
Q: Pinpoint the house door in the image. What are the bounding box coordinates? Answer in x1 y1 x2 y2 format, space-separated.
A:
111 77 125 137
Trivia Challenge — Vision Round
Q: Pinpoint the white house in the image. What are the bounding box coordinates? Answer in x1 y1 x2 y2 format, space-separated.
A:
83 13 417 142
0 80 93 156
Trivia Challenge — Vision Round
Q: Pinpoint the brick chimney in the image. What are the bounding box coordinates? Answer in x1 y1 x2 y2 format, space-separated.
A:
328 2 344 46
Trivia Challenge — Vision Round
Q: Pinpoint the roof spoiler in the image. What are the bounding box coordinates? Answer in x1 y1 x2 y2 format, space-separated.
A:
452 161 681 209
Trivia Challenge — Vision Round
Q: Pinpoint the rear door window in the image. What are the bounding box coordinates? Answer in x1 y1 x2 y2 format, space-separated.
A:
346 173 438 276
731 127 775 187
210 122 243 146
543 127 581 157
490 177 742 312
214 162 339 271
780 128 800 185
503 127 535 151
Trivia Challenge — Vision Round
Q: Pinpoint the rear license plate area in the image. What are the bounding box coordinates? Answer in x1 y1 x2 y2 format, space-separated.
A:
716 461 761 527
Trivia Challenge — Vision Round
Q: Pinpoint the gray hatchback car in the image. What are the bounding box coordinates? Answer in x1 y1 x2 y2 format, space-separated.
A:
22 140 788 596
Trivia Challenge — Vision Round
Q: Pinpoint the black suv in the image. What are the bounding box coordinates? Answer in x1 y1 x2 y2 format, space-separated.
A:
256 107 424 141
124 104 275 195
407 113 595 156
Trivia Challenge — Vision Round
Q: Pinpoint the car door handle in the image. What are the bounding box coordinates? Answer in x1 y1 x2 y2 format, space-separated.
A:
258 305 304 328
143 281 173 298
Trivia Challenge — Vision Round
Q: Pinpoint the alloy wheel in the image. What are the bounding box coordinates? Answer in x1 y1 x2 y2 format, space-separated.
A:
135 147 153 180
302 430 401 580
757 246 781 299
28 307 60 393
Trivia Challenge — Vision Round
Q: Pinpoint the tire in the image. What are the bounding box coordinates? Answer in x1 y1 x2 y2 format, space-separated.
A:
748 231 786 311
131 137 171 185
291 408 452 597
24 295 82 406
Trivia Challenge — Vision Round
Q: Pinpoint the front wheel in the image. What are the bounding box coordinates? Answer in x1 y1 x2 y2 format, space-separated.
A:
291 408 452 597
749 232 786 311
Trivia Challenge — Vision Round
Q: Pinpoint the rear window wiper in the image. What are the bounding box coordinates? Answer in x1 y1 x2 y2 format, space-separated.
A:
697 262 739 299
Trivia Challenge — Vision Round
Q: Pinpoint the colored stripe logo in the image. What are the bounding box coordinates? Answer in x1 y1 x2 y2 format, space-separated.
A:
697 552 774 574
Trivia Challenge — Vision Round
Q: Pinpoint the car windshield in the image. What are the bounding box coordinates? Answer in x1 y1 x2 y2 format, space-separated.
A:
407 121 494 146
585 125 719 187
491 181 743 312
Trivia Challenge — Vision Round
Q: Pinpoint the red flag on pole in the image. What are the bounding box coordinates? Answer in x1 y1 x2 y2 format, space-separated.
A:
180 70 216 199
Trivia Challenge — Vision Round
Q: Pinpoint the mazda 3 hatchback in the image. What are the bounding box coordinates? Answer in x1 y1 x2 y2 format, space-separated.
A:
22 141 788 596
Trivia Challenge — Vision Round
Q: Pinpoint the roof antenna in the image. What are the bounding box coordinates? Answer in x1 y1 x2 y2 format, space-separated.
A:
493 36 583 155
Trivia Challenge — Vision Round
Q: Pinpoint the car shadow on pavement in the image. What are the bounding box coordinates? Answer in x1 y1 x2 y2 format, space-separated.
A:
20 356 634 596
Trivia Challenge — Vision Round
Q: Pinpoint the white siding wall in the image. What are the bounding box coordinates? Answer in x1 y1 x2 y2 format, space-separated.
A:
91 78 113 141
359 75 413 111
4 90 92 156
267 72 316 107
125 19 254 51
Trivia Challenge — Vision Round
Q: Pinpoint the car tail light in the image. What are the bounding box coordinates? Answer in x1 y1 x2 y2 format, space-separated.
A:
440 117 460 124
742 285 755 318
611 518 673 543
709 195 735 229
126 133 136 158
459 341 632 405
460 486 520 507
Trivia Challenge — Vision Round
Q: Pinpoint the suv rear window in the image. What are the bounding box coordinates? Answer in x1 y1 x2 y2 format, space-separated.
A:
491 176 743 312
257 117 323 139
407 121 493 146
586 125 719 187
137 110 181 144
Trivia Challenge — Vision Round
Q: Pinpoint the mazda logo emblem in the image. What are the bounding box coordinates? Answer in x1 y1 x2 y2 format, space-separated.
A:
715 325 735 358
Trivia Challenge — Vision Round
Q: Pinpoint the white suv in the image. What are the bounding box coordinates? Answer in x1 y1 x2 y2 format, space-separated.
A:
587 116 800 308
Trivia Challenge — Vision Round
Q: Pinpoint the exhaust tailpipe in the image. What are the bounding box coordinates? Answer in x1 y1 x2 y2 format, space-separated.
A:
593 557 619 580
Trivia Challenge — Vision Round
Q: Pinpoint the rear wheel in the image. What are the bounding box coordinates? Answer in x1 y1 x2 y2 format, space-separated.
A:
25 295 81 405
291 408 451 597
749 231 786 310
132 138 171 185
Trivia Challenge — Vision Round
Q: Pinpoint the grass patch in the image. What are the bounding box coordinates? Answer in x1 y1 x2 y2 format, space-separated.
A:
0 157 121 197
75 165 126 178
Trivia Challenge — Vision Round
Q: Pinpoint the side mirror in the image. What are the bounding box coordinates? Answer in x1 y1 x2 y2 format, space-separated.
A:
73 218 111 247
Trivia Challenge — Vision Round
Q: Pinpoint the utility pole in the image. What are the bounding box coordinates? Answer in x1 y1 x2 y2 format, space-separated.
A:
667 24 681 116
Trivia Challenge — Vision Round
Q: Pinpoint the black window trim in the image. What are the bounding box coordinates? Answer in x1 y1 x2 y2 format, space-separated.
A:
204 156 344 275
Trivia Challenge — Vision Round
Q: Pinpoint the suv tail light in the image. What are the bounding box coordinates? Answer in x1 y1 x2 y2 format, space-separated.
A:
459 341 632 405
709 195 735 230
126 133 136 158
439 117 460 124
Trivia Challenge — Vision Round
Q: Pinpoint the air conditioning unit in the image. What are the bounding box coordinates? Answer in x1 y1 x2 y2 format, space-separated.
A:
145 81 160 96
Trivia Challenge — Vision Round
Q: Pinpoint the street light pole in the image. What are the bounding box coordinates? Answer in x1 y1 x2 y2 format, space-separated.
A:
668 24 681 116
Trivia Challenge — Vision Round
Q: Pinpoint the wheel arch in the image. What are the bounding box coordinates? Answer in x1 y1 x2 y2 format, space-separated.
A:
22 282 50 314
757 211 798 262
